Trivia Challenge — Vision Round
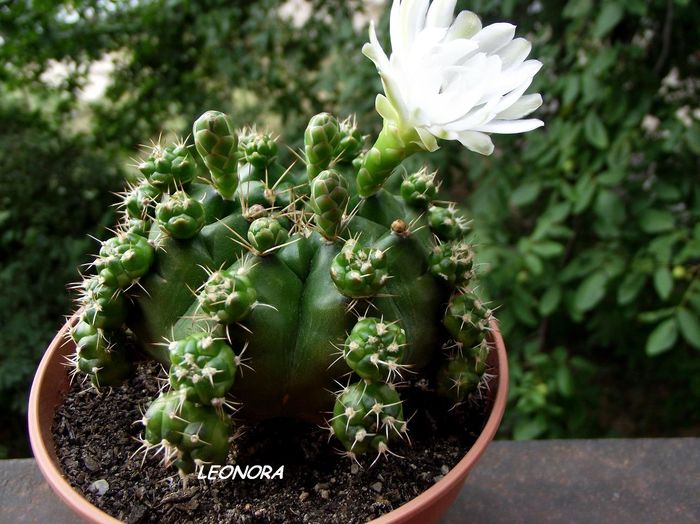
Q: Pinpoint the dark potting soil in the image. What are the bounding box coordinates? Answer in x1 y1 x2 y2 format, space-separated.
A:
53 360 490 524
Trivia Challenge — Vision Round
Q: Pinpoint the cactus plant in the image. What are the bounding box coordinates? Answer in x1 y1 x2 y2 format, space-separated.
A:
66 0 544 477
67 109 495 475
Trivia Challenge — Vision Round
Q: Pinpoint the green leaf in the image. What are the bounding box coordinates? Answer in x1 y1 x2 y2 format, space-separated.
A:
639 209 674 234
573 174 596 214
531 241 564 258
653 267 673 301
639 308 675 324
593 3 624 39
617 272 646 305
584 112 609 149
510 180 542 207
563 0 593 18
677 308 700 350
575 271 607 312
513 416 547 440
556 367 573 397
523 253 544 275
645 318 678 356
562 75 580 105
539 285 562 316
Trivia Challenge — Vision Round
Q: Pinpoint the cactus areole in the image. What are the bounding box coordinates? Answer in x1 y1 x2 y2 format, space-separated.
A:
68 1 543 476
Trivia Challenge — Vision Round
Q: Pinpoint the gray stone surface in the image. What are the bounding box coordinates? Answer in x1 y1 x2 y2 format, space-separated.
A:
444 438 700 523
1 439 698 523
0 458 76 523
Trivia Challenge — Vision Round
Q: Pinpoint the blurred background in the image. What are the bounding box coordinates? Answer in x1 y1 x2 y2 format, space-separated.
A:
1 0 699 458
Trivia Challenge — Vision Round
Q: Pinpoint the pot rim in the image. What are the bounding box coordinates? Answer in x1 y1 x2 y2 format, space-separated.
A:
29 315 508 524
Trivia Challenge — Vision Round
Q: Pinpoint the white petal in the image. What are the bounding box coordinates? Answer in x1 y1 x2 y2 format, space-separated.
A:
473 23 516 54
496 94 543 120
446 10 482 40
375 94 400 124
379 72 410 123
492 79 532 114
430 38 479 69
390 0 404 55
426 0 457 28
474 118 544 134
415 127 440 151
362 24 390 71
457 131 494 155
497 38 532 70
483 59 542 98
400 0 430 51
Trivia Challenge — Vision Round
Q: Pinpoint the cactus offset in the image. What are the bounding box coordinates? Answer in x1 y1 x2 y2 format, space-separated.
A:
68 110 495 476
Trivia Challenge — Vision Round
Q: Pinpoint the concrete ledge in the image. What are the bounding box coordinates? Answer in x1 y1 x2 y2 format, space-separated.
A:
2 439 698 523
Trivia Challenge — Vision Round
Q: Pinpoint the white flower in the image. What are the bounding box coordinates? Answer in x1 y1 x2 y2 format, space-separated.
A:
363 0 544 155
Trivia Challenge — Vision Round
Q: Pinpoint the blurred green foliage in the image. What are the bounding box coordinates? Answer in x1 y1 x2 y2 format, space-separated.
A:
1 0 699 456
0 99 121 457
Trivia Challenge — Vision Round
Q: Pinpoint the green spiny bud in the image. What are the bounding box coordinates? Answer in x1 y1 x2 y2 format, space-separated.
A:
79 277 126 330
71 321 130 386
309 169 348 240
335 116 364 163
198 268 257 324
143 391 231 475
305 113 341 180
330 239 389 298
332 381 406 455
343 317 406 382
401 168 438 208
247 216 289 254
124 182 160 219
140 143 196 189
168 333 237 405
155 191 206 239
436 356 482 403
123 217 151 238
428 241 475 287
442 291 493 348
193 110 239 199
241 133 278 169
428 205 469 240
95 232 154 288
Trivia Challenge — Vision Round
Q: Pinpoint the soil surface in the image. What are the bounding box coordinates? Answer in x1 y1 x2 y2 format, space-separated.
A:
53 360 490 523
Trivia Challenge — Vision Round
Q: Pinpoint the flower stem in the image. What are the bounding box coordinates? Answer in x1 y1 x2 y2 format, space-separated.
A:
356 124 418 197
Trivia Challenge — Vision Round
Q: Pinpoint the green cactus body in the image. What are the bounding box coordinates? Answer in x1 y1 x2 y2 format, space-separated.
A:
72 111 495 474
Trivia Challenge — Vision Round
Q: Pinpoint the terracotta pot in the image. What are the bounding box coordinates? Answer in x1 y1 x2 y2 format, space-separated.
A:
29 315 508 524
